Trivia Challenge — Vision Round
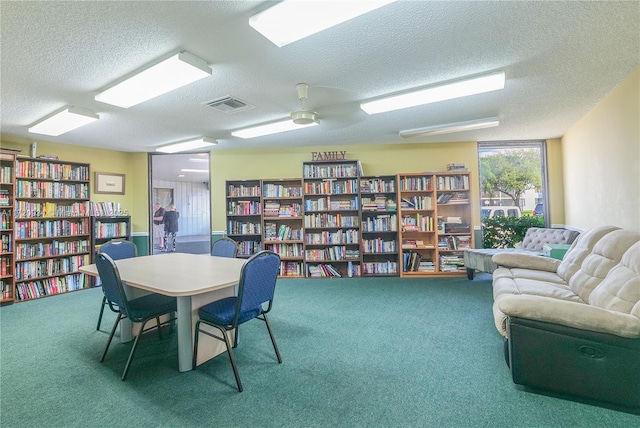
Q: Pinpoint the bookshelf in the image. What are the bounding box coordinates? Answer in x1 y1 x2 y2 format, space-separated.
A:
360 175 399 276
262 178 304 278
302 160 361 278
91 215 132 251
398 171 473 276
1 151 16 304
14 157 91 301
226 179 262 258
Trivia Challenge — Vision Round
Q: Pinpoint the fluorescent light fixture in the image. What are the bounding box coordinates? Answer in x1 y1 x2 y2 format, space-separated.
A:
95 51 212 108
180 169 209 173
156 137 217 153
189 158 209 163
399 117 500 138
249 0 397 47
232 119 318 139
361 71 505 115
28 107 99 136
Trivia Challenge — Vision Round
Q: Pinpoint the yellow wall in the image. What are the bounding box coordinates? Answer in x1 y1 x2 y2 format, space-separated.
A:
546 138 565 225
561 66 640 232
0 136 148 233
211 141 481 230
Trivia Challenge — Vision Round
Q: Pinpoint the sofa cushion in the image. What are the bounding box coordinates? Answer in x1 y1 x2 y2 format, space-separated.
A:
520 227 580 251
589 241 640 317
555 225 619 282
568 229 640 302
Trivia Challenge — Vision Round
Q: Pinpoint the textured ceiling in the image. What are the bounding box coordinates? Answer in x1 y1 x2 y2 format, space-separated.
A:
1 1 639 168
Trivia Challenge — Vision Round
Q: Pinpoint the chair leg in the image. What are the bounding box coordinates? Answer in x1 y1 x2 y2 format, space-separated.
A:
221 329 243 392
193 321 201 370
262 313 282 364
101 313 123 362
156 316 164 340
122 319 149 381
97 296 107 330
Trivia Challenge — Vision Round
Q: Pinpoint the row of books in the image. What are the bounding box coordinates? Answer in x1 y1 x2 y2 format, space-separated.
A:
15 181 89 199
15 254 90 281
362 261 398 275
304 213 359 228
399 176 432 191
361 214 397 232
362 238 397 253
303 179 358 195
16 160 89 181
362 195 396 211
1 279 11 299
278 261 304 277
14 273 86 301
264 224 303 241
90 202 127 217
1 234 12 252
1 210 12 230
0 166 12 183
237 240 261 257
401 213 434 232
436 175 469 191
1 256 11 275
263 184 302 198
303 163 360 179
402 239 435 249
15 201 91 219
304 197 358 211
402 251 434 272
360 178 395 193
264 201 301 217
15 239 91 260
227 200 261 216
15 219 90 239
227 221 261 235
436 192 469 204
437 235 472 250
227 184 260 197
306 262 361 278
304 229 359 244
264 243 303 257
94 221 129 239
439 253 466 272
0 189 9 206
400 196 433 210
305 246 360 261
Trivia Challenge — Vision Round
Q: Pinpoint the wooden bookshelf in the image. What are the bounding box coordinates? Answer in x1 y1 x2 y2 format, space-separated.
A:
360 175 399 277
226 179 262 258
303 160 361 278
262 178 304 278
0 151 17 304
13 157 92 301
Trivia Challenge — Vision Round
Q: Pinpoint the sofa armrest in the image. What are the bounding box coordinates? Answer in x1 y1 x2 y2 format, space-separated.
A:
498 294 640 338
492 253 560 272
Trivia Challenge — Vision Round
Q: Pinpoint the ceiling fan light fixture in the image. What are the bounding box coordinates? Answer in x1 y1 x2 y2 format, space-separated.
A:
28 106 99 136
249 0 397 47
156 137 217 153
291 110 319 125
95 51 212 108
232 118 318 139
361 71 505 115
399 117 500 138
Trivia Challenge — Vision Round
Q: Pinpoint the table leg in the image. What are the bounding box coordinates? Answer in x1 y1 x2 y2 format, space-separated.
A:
177 295 193 372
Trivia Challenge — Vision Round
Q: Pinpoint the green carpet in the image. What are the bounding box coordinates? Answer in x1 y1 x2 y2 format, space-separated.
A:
1 275 638 427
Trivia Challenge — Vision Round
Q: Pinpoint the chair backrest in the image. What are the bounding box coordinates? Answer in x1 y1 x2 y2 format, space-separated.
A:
95 253 132 317
236 251 280 320
99 239 137 260
212 237 238 258
556 225 619 282
520 227 581 251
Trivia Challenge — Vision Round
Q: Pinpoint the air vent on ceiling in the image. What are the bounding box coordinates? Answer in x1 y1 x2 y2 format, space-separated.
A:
204 96 254 114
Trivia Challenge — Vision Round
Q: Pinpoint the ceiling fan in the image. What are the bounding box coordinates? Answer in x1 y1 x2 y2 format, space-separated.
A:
291 83 319 125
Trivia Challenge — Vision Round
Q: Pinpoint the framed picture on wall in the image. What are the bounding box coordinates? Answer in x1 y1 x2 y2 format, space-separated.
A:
94 172 125 194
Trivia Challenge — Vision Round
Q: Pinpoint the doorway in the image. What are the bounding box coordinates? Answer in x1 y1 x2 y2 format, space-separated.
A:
149 153 212 255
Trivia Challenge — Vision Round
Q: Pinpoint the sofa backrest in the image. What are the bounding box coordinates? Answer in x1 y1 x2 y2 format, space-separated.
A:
521 227 580 251
589 241 640 317
568 229 640 302
556 225 619 282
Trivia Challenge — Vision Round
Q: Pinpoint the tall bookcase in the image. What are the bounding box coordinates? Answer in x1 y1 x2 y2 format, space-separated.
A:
398 171 472 277
360 175 399 276
302 160 361 278
0 151 17 304
226 179 262 258
262 178 304 278
14 158 92 301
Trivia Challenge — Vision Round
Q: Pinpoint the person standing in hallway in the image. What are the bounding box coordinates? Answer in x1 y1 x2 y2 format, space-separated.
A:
162 204 179 252
153 202 166 250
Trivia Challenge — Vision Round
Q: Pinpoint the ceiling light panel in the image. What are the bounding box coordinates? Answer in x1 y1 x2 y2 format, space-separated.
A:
399 117 500 138
361 71 505 115
156 137 217 153
232 119 318 139
249 0 397 47
28 107 99 136
95 52 212 108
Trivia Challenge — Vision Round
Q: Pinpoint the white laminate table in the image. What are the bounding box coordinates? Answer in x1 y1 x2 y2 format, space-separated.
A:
80 253 245 372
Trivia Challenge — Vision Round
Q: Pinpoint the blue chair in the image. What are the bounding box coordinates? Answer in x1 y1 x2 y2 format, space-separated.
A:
193 250 282 392
96 253 177 380
96 239 137 331
212 237 238 258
